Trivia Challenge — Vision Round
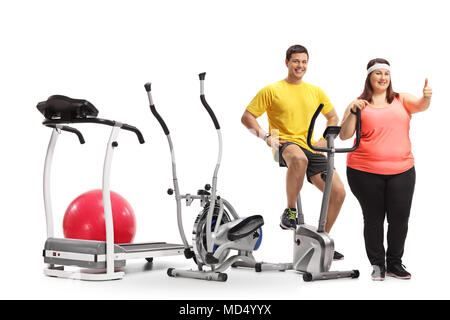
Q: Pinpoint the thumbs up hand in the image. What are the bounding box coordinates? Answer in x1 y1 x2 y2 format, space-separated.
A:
423 78 432 100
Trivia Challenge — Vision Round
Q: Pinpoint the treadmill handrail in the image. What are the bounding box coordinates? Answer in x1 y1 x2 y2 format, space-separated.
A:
44 124 85 144
43 118 145 144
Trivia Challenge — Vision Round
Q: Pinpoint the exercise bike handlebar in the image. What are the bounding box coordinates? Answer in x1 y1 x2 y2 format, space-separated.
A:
144 82 170 135
199 73 220 130
307 103 361 153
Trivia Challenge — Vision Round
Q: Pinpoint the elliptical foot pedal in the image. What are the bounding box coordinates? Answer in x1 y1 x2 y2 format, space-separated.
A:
205 253 219 264
227 215 264 241
184 248 195 259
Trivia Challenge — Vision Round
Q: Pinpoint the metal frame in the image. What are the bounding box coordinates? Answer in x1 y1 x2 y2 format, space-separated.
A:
42 123 129 280
102 123 123 277
39 101 186 281
256 105 361 281
43 128 60 239
144 74 262 281
44 245 185 262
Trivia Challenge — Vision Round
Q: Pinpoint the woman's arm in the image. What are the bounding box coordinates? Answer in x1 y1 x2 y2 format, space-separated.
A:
340 99 368 140
400 78 432 114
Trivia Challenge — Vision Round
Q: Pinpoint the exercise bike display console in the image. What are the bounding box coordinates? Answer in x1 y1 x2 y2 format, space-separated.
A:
38 95 187 281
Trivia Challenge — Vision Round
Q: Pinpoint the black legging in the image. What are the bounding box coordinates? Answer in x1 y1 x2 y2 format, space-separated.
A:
346 166 416 267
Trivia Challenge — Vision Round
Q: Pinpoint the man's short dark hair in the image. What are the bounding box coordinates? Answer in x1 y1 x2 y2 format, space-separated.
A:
286 45 309 61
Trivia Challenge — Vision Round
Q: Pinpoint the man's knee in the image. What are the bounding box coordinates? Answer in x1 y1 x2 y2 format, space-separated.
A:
331 183 346 204
286 153 308 172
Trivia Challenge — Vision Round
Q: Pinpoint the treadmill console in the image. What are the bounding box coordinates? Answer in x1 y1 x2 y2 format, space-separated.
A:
37 95 99 122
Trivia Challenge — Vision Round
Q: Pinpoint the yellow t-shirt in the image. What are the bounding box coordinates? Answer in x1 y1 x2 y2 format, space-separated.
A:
246 80 334 152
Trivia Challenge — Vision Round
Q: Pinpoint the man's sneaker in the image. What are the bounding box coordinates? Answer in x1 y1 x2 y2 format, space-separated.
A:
387 264 411 279
371 265 386 281
280 208 297 230
333 251 344 261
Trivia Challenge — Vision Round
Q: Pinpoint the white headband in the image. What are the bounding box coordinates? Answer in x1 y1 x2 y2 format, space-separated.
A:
367 63 391 75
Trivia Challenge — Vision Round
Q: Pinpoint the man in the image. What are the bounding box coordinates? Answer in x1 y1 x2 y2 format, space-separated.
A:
241 44 346 260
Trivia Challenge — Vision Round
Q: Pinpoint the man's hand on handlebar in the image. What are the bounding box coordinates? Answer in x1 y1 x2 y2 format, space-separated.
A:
313 137 327 151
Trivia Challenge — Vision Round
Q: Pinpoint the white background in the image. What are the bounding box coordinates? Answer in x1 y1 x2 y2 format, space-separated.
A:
0 0 448 300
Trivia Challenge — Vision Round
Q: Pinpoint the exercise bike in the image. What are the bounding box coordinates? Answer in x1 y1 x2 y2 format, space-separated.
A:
255 104 361 281
144 73 264 281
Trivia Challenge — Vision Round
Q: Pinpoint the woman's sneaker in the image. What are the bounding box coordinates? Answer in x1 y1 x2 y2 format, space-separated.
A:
387 264 411 279
280 208 297 230
371 265 386 281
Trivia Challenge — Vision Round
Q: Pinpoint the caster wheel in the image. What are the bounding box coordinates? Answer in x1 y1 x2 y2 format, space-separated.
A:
303 273 313 282
218 273 228 282
352 270 360 278
167 268 175 277
255 263 262 272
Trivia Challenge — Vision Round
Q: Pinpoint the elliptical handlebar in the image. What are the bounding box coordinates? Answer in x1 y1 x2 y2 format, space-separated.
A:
199 73 220 130
144 82 170 135
144 74 221 133
307 104 361 153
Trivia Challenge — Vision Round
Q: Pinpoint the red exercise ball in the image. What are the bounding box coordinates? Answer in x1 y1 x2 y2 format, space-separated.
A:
63 189 136 244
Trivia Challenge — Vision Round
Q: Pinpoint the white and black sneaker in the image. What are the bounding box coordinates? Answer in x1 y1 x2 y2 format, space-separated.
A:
387 264 411 280
371 265 386 281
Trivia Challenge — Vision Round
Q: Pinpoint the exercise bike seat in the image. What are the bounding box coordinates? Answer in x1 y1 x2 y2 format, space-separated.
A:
37 95 99 122
227 215 264 241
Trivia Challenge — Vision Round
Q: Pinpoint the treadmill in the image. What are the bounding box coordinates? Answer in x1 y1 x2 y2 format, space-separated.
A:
38 95 187 281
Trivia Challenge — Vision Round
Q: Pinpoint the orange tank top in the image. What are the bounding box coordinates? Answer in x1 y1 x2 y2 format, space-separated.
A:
347 97 414 175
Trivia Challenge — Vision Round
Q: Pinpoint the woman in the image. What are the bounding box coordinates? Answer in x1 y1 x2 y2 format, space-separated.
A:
340 58 432 281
